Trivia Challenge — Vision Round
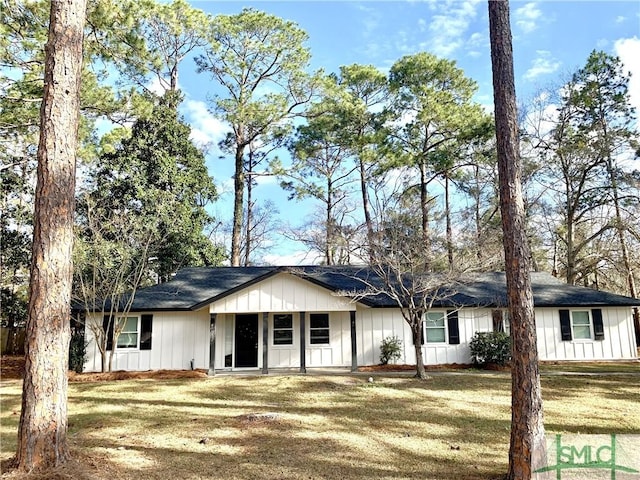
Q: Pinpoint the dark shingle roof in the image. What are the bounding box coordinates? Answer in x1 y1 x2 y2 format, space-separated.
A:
115 266 640 311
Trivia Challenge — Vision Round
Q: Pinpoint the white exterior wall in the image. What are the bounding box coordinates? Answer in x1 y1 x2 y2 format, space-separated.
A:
356 306 638 366
356 307 474 366
83 308 210 373
208 273 356 314
305 311 351 367
534 307 637 361
208 272 358 370
83 289 637 373
269 312 300 368
213 311 351 370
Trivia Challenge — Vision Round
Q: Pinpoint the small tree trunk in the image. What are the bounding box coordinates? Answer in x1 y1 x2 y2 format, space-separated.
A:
412 324 427 380
101 349 108 373
108 348 115 372
16 0 87 471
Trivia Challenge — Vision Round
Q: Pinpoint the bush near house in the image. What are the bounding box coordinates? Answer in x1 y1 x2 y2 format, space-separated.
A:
469 331 511 366
379 335 403 365
68 330 87 373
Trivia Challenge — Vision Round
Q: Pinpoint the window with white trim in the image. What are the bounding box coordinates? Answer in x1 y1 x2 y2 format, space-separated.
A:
425 312 446 343
273 314 293 345
116 316 139 348
309 313 330 345
571 310 592 340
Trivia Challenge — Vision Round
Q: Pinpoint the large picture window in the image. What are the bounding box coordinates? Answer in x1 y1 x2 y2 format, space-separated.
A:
425 312 446 343
309 313 330 345
116 316 139 348
273 314 293 345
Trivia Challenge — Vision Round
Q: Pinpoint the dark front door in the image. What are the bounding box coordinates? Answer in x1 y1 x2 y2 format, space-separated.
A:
235 314 259 368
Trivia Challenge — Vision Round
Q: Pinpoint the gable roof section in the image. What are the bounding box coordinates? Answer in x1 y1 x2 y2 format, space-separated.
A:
123 266 280 311
118 266 640 312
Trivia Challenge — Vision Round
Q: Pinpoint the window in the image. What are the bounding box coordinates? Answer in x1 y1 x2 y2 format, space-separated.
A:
571 310 592 340
425 312 446 343
309 313 330 345
116 316 139 348
273 314 293 345
560 309 603 342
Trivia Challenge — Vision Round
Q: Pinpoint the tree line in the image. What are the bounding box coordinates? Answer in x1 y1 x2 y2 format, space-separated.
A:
2 0 638 333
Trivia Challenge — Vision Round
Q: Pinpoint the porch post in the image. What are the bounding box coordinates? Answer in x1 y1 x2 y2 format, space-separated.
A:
299 311 306 373
262 312 269 374
350 310 358 372
208 313 217 376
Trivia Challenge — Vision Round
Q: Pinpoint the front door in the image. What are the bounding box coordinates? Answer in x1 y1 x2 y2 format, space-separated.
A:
235 314 259 368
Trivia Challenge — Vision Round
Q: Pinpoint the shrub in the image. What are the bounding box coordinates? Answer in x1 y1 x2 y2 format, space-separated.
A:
469 331 511 366
69 330 87 373
379 335 403 365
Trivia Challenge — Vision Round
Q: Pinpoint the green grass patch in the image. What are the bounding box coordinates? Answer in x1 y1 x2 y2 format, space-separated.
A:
1 372 638 479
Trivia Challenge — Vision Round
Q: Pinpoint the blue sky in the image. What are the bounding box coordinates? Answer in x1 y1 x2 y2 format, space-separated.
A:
174 1 640 265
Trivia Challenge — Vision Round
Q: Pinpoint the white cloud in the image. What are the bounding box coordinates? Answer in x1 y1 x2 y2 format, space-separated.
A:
427 0 483 57
514 2 542 34
467 31 485 48
465 30 487 57
182 99 228 149
614 36 640 113
615 15 626 24
524 51 562 81
357 4 382 36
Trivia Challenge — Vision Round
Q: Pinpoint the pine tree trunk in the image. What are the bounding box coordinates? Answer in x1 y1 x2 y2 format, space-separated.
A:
419 162 431 271
444 173 454 270
231 144 245 267
244 172 253 266
358 157 374 253
488 1 545 479
16 0 86 471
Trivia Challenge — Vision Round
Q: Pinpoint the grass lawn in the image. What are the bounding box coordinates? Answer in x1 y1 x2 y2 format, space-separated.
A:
1 371 639 479
539 360 640 374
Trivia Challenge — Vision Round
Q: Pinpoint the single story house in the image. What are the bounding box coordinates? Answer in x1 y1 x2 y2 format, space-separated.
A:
82 266 639 373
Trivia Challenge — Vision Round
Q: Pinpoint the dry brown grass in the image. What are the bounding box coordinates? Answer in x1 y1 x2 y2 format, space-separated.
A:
1 369 639 480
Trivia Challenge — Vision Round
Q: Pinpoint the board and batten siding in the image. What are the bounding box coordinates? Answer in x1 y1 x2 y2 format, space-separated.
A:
534 307 636 361
208 272 356 314
306 310 351 367
83 309 210 372
355 307 473 366
213 311 352 369
356 306 637 365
